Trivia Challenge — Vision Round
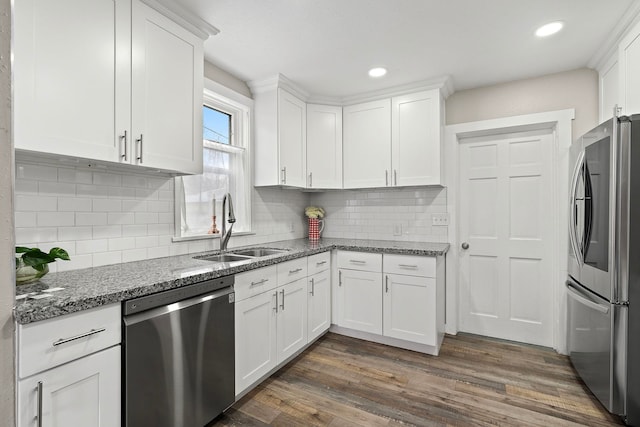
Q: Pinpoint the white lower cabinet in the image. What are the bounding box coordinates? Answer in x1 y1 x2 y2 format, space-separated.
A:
336 268 383 334
308 268 331 342
276 278 308 362
383 273 436 345
18 346 120 427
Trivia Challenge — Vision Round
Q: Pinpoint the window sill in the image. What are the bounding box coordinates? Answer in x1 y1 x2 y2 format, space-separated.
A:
172 231 256 243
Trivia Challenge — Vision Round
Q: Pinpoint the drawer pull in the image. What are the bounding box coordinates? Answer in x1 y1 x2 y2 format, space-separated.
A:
52 328 106 347
36 381 43 427
289 268 303 274
316 260 327 266
250 278 269 287
349 260 366 264
398 264 418 269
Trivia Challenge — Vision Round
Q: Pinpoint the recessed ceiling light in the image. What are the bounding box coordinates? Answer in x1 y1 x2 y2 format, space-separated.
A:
535 21 564 37
368 67 387 78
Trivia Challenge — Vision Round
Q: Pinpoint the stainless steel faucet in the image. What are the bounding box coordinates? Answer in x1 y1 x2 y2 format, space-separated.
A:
220 193 236 251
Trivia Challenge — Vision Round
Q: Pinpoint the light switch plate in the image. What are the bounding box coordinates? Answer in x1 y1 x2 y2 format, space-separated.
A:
431 213 449 226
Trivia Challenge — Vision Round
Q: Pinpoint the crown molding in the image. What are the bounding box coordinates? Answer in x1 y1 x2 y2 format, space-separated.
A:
588 0 640 71
140 0 220 40
247 74 311 100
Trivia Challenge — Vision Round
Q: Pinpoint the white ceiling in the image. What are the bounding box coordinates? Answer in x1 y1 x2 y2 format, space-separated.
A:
175 0 637 99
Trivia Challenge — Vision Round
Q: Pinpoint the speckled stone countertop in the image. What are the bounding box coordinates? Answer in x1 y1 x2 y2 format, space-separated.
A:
14 238 449 324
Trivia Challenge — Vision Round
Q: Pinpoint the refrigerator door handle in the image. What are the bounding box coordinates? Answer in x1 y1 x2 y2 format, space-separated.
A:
566 281 610 314
583 161 594 257
569 152 585 264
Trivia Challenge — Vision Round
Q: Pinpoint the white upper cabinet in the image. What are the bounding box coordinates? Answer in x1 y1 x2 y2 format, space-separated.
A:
392 90 443 186
253 86 307 187
619 20 640 117
306 104 343 189
343 99 392 189
343 90 444 189
599 55 619 122
130 1 204 174
14 0 204 175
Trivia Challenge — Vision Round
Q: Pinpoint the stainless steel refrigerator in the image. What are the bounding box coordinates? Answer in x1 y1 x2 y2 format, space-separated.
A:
567 112 640 425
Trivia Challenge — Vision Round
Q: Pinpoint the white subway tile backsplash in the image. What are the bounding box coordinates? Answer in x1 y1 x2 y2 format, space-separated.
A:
93 225 122 239
135 236 158 249
37 212 75 227
77 184 109 198
147 201 170 212
58 226 93 241
135 212 158 224
76 212 108 226
122 175 148 188
122 248 147 263
158 213 173 224
38 181 76 196
58 197 92 212
93 251 122 267
15 228 57 244
76 239 109 254
135 188 157 200
15 212 36 228
16 195 57 211
15 179 38 194
108 237 136 251
108 212 135 225
16 164 57 181
57 254 93 272
58 168 92 184
147 223 171 236
108 186 136 199
148 246 169 259
122 200 147 212
122 224 148 237
93 172 122 186
92 199 122 212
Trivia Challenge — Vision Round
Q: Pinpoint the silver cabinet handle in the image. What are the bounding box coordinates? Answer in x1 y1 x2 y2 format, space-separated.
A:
310 278 315 296
316 260 327 266
250 278 269 287
280 289 285 311
461 242 470 250
281 167 287 184
36 381 43 427
349 259 366 264
339 270 342 286
136 134 143 163
273 292 278 313
385 275 389 293
398 264 418 269
289 268 303 274
52 328 106 347
309 172 313 187
120 130 128 161
394 169 397 186
385 170 389 186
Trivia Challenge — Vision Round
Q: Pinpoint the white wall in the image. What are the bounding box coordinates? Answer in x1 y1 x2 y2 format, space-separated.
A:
0 0 15 422
309 187 448 242
446 67 599 138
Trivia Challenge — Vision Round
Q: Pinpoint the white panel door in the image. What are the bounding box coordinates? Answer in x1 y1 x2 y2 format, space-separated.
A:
18 346 120 427
278 89 307 187
14 0 129 162
619 20 640 116
307 269 331 342
336 269 383 334
391 90 442 186
131 0 203 174
343 99 391 188
458 130 554 346
276 278 308 363
307 104 343 189
235 290 277 395
383 273 436 345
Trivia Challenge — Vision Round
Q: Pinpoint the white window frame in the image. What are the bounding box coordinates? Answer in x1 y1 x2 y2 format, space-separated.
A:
173 80 253 241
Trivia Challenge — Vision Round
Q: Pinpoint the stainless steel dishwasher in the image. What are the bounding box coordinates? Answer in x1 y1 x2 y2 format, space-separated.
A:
123 275 235 427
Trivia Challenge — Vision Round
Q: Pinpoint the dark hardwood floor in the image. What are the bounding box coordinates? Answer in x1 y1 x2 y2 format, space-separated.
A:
211 332 623 426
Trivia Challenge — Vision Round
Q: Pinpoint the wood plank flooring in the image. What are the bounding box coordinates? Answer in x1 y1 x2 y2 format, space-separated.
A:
209 332 624 426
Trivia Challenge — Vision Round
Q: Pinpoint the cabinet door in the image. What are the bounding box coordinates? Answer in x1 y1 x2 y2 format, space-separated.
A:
308 269 331 342
391 90 442 186
235 290 278 395
619 20 640 116
131 0 203 175
18 346 120 427
343 99 391 188
276 278 308 363
599 55 619 122
307 104 343 189
383 273 436 345
278 89 307 187
336 269 382 334
14 0 130 162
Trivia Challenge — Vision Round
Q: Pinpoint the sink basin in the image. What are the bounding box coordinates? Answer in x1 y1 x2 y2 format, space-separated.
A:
230 248 288 257
196 254 253 263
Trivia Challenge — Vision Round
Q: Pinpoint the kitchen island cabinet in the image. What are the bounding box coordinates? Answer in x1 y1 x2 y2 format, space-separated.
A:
14 0 205 175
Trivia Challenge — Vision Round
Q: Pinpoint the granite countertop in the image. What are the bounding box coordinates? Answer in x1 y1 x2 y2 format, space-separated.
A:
14 238 449 324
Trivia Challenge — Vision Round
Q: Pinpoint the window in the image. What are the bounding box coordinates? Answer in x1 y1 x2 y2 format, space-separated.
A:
175 89 251 239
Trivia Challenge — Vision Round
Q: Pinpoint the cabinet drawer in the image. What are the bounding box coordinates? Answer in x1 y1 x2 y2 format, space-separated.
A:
234 265 278 302
383 254 436 277
307 252 330 275
277 258 308 285
18 303 121 379
337 251 382 272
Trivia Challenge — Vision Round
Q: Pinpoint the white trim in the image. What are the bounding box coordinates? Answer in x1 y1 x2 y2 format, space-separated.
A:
139 0 220 39
588 0 640 71
204 78 254 107
444 109 575 354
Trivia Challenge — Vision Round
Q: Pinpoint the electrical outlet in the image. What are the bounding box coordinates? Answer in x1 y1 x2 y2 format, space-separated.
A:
393 223 402 236
431 213 449 226
289 221 295 232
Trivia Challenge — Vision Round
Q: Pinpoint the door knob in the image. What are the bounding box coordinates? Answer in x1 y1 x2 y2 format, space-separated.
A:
461 242 469 250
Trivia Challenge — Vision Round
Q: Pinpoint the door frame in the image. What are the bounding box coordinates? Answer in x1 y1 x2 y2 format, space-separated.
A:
444 109 575 354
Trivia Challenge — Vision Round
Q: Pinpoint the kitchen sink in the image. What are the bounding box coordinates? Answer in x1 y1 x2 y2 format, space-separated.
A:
229 248 288 257
196 254 253 263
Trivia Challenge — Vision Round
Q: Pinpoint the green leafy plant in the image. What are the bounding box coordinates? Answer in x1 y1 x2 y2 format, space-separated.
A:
16 246 70 271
